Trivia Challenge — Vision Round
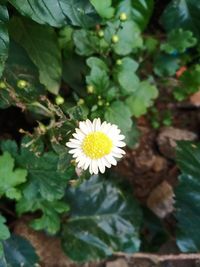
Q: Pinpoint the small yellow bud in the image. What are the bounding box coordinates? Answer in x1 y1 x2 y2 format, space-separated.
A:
112 35 119 43
17 80 27 89
120 12 127 21
116 59 122 65
39 123 46 134
98 100 103 106
55 95 64 105
0 81 6 89
77 98 85 105
98 30 104 38
87 85 94 94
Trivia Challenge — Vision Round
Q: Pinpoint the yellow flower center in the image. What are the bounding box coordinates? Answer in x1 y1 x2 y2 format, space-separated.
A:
82 131 113 159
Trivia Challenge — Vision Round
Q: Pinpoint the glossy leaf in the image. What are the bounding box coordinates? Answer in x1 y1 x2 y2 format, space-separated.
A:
0 152 27 200
8 0 100 28
116 57 139 94
115 20 143 54
0 4 9 77
154 54 180 77
0 215 10 257
9 17 62 94
160 0 200 39
90 0 114 19
126 81 158 117
105 100 132 135
161 29 197 54
62 175 142 262
1 235 39 267
176 142 200 252
117 0 154 30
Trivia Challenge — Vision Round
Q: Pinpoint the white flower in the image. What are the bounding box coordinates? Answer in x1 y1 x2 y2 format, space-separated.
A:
66 118 126 175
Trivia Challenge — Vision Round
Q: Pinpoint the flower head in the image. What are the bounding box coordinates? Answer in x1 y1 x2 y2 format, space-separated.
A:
66 118 126 174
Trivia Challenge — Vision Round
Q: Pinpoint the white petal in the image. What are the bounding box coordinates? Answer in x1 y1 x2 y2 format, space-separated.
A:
85 119 93 131
115 141 126 147
91 160 98 174
75 128 85 138
69 138 81 145
105 155 117 166
111 152 123 159
102 157 111 168
79 121 90 134
93 118 101 131
83 158 91 170
68 148 80 154
66 142 79 148
89 164 93 174
97 159 105 173
116 134 125 141
72 133 84 141
100 121 108 132
112 147 125 155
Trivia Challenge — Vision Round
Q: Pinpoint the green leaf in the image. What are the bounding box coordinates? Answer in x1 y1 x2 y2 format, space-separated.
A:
73 29 101 56
154 53 180 77
62 175 142 262
90 0 114 19
8 0 100 28
0 152 27 200
116 57 139 94
126 81 158 117
1 235 39 267
161 29 197 54
160 0 200 40
86 57 109 72
0 215 10 257
17 198 69 234
108 21 143 55
2 40 45 107
86 64 110 94
0 4 9 77
9 17 62 94
175 142 200 252
105 100 132 135
117 0 154 30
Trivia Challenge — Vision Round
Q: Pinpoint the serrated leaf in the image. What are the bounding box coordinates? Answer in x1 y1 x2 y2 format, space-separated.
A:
86 64 110 94
0 215 10 257
9 17 62 94
0 152 27 200
62 175 142 262
161 29 197 54
176 142 200 252
2 235 39 267
73 29 100 56
0 4 9 77
2 40 45 106
160 0 200 40
17 198 69 234
86 57 109 72
90 0 114 19
105 100 132 135
126 81 158 117
8 0 100 28
117 0 154 30
154 53 180 77
116 57 139 94
111 21 143 55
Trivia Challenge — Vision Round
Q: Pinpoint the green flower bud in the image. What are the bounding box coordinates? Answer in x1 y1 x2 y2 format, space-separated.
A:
87 85 94 94
0 81 6 89
120 12 127 21
112 35 119 43
98 100 103 106
98 30 104 38
106 102 110 106
77 98 85 105
116 59 122 65
17 80 27 89
55 95 64 105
